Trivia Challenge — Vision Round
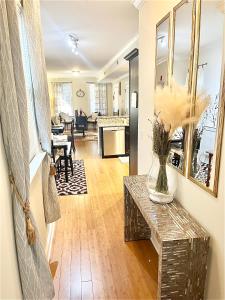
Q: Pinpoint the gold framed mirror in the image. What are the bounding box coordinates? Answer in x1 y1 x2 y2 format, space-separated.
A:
155 13 170 88
168 0 196 174
188 0 225 196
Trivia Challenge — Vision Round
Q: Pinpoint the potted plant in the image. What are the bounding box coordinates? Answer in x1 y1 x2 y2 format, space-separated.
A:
147 81 209 204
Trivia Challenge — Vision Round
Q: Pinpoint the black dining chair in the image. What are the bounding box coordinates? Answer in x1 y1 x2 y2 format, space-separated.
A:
75 115 88 136
51 140 73 182
67 119 75 152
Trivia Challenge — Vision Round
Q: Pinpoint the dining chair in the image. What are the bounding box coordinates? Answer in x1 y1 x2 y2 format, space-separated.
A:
51 140 73 182
75 115 88 136
67 119 75 152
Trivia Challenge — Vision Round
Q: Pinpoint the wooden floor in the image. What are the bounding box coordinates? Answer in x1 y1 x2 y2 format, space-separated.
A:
51 140 158 300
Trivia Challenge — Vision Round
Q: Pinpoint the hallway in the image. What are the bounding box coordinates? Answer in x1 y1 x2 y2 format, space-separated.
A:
51 141 158 300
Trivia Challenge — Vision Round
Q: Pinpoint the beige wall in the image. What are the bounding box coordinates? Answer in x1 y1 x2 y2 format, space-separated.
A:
49 77 96 116
138 1 225 299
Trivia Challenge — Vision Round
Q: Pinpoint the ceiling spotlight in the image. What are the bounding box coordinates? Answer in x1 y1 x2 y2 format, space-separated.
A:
68 34 79 55
72 70 80 77
68 39 74 48
72 48 79 56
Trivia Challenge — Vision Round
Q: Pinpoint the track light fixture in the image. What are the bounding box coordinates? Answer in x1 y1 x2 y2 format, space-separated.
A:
68 34 79 55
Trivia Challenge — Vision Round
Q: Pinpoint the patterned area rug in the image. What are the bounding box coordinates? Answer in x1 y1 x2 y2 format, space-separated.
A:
56 160 88 196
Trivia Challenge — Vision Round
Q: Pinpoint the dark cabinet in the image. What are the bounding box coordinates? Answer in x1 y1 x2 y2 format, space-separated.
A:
125 49 139 175
125 126 130 156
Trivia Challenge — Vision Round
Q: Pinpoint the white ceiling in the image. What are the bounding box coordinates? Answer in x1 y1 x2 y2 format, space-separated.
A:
40 0 138 76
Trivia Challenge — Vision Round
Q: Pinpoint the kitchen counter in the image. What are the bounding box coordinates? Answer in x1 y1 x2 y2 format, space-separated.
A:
97 116 129 158
97 116 129 127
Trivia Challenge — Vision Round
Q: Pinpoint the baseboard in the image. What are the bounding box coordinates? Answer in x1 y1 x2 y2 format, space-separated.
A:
45 222 56 261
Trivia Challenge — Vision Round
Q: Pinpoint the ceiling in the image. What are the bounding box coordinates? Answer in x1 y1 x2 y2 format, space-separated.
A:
40 1 138 77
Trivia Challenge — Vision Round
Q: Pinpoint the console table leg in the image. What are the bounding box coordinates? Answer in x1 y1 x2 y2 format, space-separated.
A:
158 238 209 299
124 187 151 242
123 177 210 300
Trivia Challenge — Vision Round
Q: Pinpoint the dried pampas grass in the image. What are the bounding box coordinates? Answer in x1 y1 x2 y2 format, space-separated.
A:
152 81 209 194
154 81 210 137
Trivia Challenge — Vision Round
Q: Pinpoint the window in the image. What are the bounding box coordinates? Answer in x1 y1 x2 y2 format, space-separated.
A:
17 5 40 162
89 84 96 113
50 82 73 116
89 83 107 115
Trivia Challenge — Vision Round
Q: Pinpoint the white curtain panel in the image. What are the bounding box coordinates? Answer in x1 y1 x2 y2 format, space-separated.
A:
52 82 64 114
23 0 60 223
51 82 73 116
0 0 54 299
95 83 107 115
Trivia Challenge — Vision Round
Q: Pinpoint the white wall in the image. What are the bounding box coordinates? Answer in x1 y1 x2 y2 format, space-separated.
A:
112 82 119 114
112 76 129 115
119 77 129 115
138 1 225 299
49 77 96 116
72 79 91 115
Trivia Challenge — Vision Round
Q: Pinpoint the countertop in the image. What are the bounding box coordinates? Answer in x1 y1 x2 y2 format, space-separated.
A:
97 116 129 127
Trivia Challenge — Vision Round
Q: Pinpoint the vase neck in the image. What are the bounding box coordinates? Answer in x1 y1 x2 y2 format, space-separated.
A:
158 155 168 165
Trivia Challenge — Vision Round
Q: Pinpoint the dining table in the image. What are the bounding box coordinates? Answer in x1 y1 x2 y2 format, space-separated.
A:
51 124 65 135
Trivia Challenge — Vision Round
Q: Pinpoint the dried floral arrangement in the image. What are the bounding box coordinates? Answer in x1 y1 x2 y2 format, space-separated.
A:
153 81 209 194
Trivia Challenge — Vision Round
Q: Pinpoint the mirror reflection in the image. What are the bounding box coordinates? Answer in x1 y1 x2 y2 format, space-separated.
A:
190 0 224 192
155 15 170 88
168 0 193 172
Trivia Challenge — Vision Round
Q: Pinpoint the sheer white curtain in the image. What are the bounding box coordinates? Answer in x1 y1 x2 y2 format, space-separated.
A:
95 84 107 115
89 83 107 115
51 82 73 115
0 1 55 298
89 83 96 113
18 5 40 162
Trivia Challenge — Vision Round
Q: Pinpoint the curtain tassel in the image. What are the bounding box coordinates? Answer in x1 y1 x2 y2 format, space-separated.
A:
25 216 36 245
23 202 36 245
50 163 56 176
9 174 36 246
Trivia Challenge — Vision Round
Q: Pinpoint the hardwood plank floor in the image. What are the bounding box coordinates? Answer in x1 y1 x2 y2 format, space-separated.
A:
51 140 158 300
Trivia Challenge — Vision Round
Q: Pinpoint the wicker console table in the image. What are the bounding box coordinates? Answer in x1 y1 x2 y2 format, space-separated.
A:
124 175 209 300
